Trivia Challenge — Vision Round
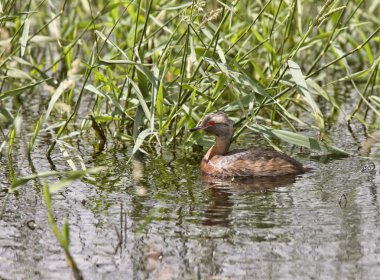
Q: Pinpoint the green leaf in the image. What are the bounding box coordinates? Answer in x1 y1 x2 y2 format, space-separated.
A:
92 115 121 122
8 127 15 158
129 129 156 162
0 79 50 101
43 183 65 245
370 96 380 108
307 78 340 110
7 67 33 80
288 60 325 131
20 17 30 56
98 59 144 66
28 115 43 153
46 80 74 120
11 167 106 191
62 220 70 250
156 81 164 129
249 124 348 155
128 78 151 120
0 106 14 122
49 175 82 193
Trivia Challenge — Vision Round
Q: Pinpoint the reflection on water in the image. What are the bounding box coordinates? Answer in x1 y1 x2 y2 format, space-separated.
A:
201 173 298 190
362 130 380 156
202 186 234 227
200 175 298 227
1 138 380 279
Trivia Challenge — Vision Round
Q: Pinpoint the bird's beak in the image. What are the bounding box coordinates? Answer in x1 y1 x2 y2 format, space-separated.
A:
190 126 204 132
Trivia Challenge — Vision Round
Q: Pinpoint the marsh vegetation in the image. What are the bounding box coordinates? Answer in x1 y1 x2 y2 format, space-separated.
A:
0 0 379 279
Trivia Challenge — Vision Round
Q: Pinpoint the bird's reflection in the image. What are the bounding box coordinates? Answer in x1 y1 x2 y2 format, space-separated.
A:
201 174 298 189
200 174 298 227
201 186 234 227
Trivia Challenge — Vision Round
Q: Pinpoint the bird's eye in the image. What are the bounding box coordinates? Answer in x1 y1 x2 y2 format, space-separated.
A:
207 121 216 126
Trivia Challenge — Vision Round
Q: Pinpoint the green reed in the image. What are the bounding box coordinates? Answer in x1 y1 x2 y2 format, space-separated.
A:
43 183 83 280
0 0 379 276
0 0 379 165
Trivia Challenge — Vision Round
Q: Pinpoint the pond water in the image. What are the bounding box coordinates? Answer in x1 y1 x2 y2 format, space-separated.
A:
1 122 380 279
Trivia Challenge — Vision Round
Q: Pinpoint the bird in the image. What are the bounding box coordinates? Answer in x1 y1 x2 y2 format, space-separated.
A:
190 112 306 178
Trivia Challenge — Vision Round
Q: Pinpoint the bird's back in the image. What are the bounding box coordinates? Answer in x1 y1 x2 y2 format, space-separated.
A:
201 148 305 177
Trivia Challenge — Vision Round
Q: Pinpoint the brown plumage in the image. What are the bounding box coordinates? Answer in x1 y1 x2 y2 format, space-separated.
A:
191 112 306 178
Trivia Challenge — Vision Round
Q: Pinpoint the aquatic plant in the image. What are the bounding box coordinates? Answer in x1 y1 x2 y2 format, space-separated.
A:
1 0 378 160
0 0 379 274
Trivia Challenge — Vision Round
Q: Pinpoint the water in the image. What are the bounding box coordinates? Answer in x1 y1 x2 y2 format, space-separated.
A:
1 124 380 279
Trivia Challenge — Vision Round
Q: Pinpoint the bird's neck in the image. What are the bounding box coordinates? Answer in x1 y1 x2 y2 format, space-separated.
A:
204 136 231 162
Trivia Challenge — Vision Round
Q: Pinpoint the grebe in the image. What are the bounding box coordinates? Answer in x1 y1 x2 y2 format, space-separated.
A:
190 112 306 177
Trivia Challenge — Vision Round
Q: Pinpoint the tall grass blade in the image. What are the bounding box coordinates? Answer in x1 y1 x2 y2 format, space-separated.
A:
129 129 156 162
11 167 105 191
20 17 29 56
45 80 74 120
0 79 51 101
0 107 14 123
127 78 152 121
288 60 325 132
249 124 348 155
43 183 83 280
28 115 43 154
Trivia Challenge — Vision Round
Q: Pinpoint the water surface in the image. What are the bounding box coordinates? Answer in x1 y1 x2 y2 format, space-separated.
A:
1 124 380 279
